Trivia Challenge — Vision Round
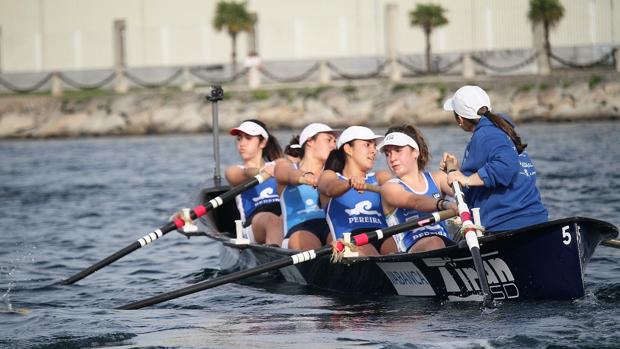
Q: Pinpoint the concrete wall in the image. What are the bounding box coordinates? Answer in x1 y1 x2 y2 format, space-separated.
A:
0 0 618 72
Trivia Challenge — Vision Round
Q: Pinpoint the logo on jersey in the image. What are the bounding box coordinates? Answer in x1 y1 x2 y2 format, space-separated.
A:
296 198 321 215
344 200 384 225
252 187 279 203
345 200 382 217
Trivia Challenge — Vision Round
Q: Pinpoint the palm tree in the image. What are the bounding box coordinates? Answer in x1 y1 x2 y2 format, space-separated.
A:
213 1 254 74
409 3 448 73
527 0 565 68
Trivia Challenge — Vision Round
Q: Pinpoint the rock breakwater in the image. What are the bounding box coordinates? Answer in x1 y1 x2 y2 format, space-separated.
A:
1 72 618 138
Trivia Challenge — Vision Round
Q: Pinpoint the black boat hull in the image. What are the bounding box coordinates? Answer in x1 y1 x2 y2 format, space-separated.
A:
198 185 618 301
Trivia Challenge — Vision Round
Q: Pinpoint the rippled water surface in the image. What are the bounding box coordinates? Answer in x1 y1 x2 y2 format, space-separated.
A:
1 121 619 349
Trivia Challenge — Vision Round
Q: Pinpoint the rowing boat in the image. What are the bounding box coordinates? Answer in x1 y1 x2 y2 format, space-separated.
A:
194 183 618 301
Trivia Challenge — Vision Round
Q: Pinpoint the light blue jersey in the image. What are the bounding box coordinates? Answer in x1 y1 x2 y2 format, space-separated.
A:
386 172 450 252
280 166 325 234
234 164 280 223
326 173 387 240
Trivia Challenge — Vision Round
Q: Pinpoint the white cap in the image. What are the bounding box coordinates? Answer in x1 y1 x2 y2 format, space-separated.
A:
230 121 269 140
292 123 335 148
377 132 419 151
443 85 491 119
337 126 383 149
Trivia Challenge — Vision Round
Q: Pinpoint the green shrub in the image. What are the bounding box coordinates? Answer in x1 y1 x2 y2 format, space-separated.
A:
391 84 409 93
343 85 357 94
588 75 602 89
517 84 533 93
301 86 327 99
252 89 270 101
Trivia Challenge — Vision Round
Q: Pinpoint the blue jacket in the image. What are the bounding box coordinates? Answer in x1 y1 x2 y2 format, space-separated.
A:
461 117 548 232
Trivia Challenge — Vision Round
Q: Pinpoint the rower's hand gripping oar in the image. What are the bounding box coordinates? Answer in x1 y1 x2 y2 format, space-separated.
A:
444 161 494 307
116 209 456 310
61 173 270 285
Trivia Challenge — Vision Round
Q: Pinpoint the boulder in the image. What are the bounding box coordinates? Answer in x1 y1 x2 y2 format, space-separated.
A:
0 113 35 137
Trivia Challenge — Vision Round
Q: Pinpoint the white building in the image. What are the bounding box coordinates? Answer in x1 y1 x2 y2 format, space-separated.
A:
0 0 618 73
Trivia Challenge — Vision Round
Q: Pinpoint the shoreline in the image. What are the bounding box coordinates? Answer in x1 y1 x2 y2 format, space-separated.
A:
1 70 618 139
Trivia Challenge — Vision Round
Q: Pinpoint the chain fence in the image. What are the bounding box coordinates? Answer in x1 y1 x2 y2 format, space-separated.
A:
0 48 616 94
190 67 249 84
125 68 183 88
550 50 615 69
326 60 388 80
57 72 116 90
471 53 539 73
396 58 428 75
398 55 463 75
258 63 320 83
0 74 53 93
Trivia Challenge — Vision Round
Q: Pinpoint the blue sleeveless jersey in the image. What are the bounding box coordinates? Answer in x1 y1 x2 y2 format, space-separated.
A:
326 173 387 240
280 170 325 234
235 165 280 223
386 172 450 252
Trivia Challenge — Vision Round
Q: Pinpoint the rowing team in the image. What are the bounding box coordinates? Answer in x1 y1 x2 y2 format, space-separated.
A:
182 85 549 256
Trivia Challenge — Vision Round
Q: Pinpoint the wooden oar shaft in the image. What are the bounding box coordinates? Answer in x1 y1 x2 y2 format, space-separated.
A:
61 174 268 285
298 178 380 193
602 239 620 248
363 183 381 193
117 210 453 310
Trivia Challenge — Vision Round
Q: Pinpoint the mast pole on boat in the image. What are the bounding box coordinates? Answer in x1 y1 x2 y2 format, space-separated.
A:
206 85 224 183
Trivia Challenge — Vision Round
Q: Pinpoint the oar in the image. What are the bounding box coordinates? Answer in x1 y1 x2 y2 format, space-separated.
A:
445 164 494 307
61 173 269 285
602 239 620 248
298 178 381 193
116 209 456 310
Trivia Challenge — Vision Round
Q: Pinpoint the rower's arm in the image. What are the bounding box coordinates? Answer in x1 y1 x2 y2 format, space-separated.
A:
381 181 439 212
376 170 392 185
225 165 259 186
274 158 306 185
432 170 455 196
318 170 350 197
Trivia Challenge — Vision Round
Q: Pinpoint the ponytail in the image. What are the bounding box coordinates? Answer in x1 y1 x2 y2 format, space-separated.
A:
264 136 284 161
285 135 303 159
477 107 527 154
324 148 347 173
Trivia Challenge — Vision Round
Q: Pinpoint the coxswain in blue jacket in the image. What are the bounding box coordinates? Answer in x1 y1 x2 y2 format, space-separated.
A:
379 125 456 253
441 85 548 232
318 126 393 256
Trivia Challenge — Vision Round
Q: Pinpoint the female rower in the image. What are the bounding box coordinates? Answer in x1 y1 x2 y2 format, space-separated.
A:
225 119 284 245
379 125 455 253
318 126 393 256
441 85 548 232
275 123 337 250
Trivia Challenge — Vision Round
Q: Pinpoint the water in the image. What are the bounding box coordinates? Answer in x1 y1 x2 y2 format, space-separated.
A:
1 122 619 349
